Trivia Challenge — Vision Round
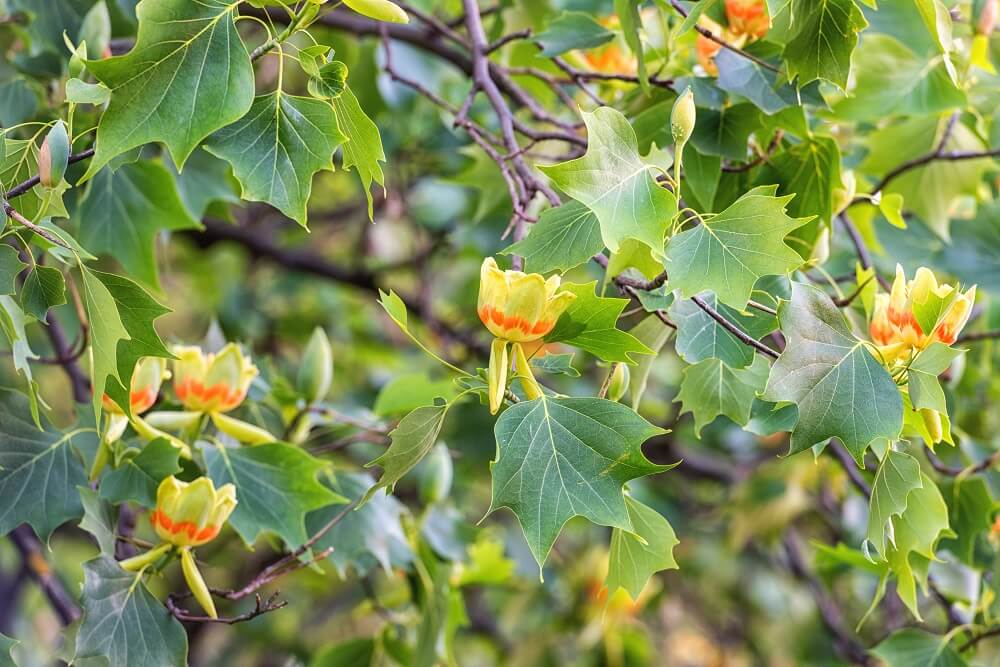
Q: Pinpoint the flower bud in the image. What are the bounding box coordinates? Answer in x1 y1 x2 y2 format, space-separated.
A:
342 0 409 23
670 89 696 148
607 363 630 403
181 547 217 619
478 258 575 344
919 408 944 444
38 121 69 189
172 343 258 414
151 476 237 548
297 327 333 403
418 443 453 505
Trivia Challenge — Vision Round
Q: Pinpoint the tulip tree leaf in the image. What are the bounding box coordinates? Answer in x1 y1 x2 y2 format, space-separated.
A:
0 389 93 540
76 556 188 667
78 161 201 288
84 0 254 176
669 292 778 369
306 472 413 576
204 442 341 549
675 355 770 435
78 487 117 556
606 496 679 600
490 395 669 566
0 633 17 667
870 629 966 667
0 246 26 296
502 201 604 274
19 265 66 322
365 403 448 501
664 185 810 309
762 283 903 462
538 107 677 256
942 477 995 566
545 281 653 364
332 87 386 221
100 438 182 508
866 450 923 559
0 296 43 424
205 92 346 226
908 343 962 414
534 11 615 56
782 0 868 89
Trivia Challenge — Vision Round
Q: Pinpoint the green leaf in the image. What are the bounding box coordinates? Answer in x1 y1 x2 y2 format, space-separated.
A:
79 486 117 555
333 87 387 221
943 477 995 566
675 355 770 435
782 0 867 88
65 78 111 105
84 0 254 176
908 343 962 414
205 93 346 226
883 471 952 618
861 116 995 239
308 61 349 100
870 629 966 667
204 442 340 549
628 314 674 411
0 632 17 667
78 161 200 287
76 556 188 667
531 352 580 377
502 201 603 274
0 246 26 295
614 0 648 93
306 472 413 576
866 450 922 559
365 403 448 500
664 185 809 309
374 373 457 417
690 104 762 160
545 281 653 363
533 11 615 56
310 638 376 667
538 107 677 256
716 49 815 115
490 395 669 567
762 283 903 462
606 496 679 600
166 148 239 219
669 292 777 369
832 35 965 121
100 438 181 508
0 389 93 540
81 265 130 419
19 265 66 322
0 296 43 422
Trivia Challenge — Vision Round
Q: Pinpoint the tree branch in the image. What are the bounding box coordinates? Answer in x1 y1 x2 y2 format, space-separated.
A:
8 526 81 626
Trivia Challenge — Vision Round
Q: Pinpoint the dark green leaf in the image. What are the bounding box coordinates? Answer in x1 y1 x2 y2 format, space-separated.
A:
502 201 604 275
534 12 615 56
78 486 116 555
675 355 770 435
100 438 181 508
669 292 777 368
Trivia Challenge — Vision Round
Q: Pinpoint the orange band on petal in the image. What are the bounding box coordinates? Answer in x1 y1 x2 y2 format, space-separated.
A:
478 306 554 339
151 509 221 544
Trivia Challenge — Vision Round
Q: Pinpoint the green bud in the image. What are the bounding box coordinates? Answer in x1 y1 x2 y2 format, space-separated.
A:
297 327 333 403
39 121 70 189
670 88 696 148
418 443 453 505
342 0 409 23
607 363 630 403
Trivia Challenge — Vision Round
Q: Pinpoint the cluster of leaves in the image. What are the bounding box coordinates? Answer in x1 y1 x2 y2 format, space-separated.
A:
1 0 1000 666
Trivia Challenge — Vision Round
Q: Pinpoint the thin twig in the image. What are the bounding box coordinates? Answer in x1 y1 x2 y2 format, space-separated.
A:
166 591 287 625
691 294 780 359
9 526 81 626
669 0 780 73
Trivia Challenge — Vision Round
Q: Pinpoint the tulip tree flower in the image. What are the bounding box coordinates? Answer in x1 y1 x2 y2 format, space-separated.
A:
121 476 237 618
144 343 275 445
724 0 770 40
477 257 575 414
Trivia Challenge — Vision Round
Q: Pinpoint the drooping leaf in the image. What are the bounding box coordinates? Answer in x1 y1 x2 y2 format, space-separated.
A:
76 556 188 667
534 11 615 56
0 389 93 540
866 450 923 559
333 86 387 220
205 93 346 226
762 283 903 462
782 0 868 89
675 355 770 435
19 265 66 322
0 246 26 295
664 185 810 309
870 629 966 667
539 107 677 256
545 281 653 364
365 403 448 500
0 297 43 423
606 496 679 600
501 201 603 274
306 471 413 576
81 266 130 419
907 342 962 415
84 0 254 176
204 442 341 549
100 438 181 508
78 486 117 556
669 292 777 369
490 395 669 566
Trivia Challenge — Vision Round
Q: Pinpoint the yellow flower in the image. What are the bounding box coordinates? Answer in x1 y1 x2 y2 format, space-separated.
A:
172 343 258 413
102 357 169 415
870 264 975 350
151 476 237 548
477 257 575 343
